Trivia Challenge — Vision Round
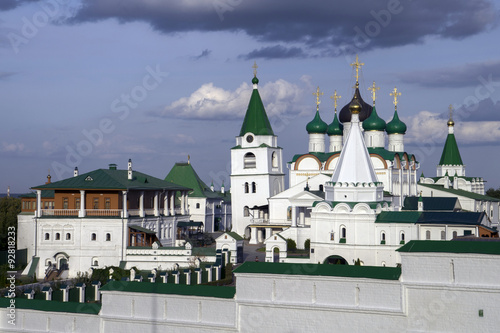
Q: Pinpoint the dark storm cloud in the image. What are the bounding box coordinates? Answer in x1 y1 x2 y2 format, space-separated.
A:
239 45 306 60
0 0 40 11
453 98 500 122
70 0 499 56
399 60 500 88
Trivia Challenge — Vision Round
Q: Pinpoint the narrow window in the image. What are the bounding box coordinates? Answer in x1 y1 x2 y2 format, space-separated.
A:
272 152 278 168
319 185 324 191
106 233 111 241
244 206 249 217
63 197 69 209
452 231 458 239
426 230 431 240
252 182 256 193
91 233 97 241
75 198 80 210
341 227 346 239
441 230 446 240
45 233 50 240
66 233 71 240
55 233 60 240
400 232 405 243
244 182 249 193
93 198 99 209
196 203 200 209
105 198 111 210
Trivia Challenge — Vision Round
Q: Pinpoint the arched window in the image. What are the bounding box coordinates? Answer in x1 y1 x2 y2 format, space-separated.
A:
452 231 458 239
244 206 249 217
441 230 446 240
196 203 200 209
244 182 249 193
244 153 256 169
381 232 386 244
341 226 346 239
426 230 431 240
91 233 96 241
55 233 60 240
272 152 278 168
66 233 71 240
400 231 405 244
106 233 111 241
252 182 256 193
319 185 324 191
45 233 50 240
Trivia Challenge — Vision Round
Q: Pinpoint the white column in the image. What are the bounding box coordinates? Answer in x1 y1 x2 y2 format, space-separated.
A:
185 192 189 214
170 192 175 216
249 227 258 245
181 192 186 215
36 190 42 217
163 192 169 216
122 191 128 218
79 190 86 218
299 209 305 225
154 191 159 216
139 191 144 217
291 206 297 227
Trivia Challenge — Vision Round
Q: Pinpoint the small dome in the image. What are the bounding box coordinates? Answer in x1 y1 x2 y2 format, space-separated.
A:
339 86 372 122
349 97 362 114
252 76 259 85
362 106 386 131
447 119 454 127
306 110 328 134
386 110 407 134
327 112 343 136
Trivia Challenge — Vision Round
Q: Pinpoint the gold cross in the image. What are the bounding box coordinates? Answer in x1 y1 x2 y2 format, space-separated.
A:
368 81 379 106
252 61 258 77
448 104 454 121
313 86 323 111
390 87 401 109
330 90 341 112
350 54 364 84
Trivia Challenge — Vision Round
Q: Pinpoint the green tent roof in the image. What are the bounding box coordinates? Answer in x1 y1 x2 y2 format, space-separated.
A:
239 78 274 136
32 168 191 192
164 162 227 199
439 133 463 165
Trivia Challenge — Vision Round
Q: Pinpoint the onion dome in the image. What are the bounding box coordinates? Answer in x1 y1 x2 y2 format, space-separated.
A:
447 119 455 127
252 76 259 85
362 106 386 131
339 86 372 122
306 110 328 134
327 112 343 136
349 96 362 114
386 110 407 134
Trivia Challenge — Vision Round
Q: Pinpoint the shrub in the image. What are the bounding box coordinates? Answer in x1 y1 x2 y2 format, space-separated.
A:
304 239 310 250
286 238 297 251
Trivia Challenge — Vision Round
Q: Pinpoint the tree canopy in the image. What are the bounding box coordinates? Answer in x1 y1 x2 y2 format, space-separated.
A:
486 187 500 200
0 197 21 251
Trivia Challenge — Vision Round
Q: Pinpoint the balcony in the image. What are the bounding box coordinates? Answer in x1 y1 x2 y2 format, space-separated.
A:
39 208 189 218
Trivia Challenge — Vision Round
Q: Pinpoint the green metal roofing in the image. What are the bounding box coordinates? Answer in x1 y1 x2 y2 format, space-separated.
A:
439 133 463 166
32 168 191 192
402 197 459 211
376 210 485 225
362 105 386 131
327 112 344 136
100 280 236 299
20 190 54 198
164 162 225 199
129 225 156 234
226 231 244 240
386 110 407 134
306 110 328 134
233 262 401 280
419 183 500 202
239 79 274 136
397 240 500 255
0 298 101 314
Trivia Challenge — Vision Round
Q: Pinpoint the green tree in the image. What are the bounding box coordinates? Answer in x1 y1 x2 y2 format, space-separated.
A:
486 187 500 199
0 197 21 250
286 238 297 251
304 239 310 250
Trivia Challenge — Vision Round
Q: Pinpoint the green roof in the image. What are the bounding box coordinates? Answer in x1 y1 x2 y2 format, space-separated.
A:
32 168 191 192
20 190 54 198
306 110 328 134
129 225 156 234
402 197 459 211
386 109 407 135
100 280 235 299
0 298 101 314
397 240 500 255
233 262 401 280
419 183 500 202
376 210 485 225
226 231 244 240
327 112 343 136
164 162 225 199
362 105 386 131
239 79 274 136
439 133 463 165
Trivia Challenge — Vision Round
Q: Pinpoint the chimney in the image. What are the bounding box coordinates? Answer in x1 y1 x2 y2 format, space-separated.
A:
46 171 52 184
128 159 133 180
74 167 79 177
221 181 225 194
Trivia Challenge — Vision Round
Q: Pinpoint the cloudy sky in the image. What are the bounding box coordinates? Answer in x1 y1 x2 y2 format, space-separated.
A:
1 0 500 193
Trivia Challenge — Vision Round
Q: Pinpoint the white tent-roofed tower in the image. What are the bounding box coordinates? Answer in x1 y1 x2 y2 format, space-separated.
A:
325 95 384 203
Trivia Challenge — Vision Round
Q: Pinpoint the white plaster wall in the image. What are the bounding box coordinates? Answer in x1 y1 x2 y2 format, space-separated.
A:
0 309 100 332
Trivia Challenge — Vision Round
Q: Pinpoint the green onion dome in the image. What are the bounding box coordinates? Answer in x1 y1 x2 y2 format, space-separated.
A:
362 106 386 131
327 112 344 136
386 110 407 134
252 76 259 85
306 110 328 134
